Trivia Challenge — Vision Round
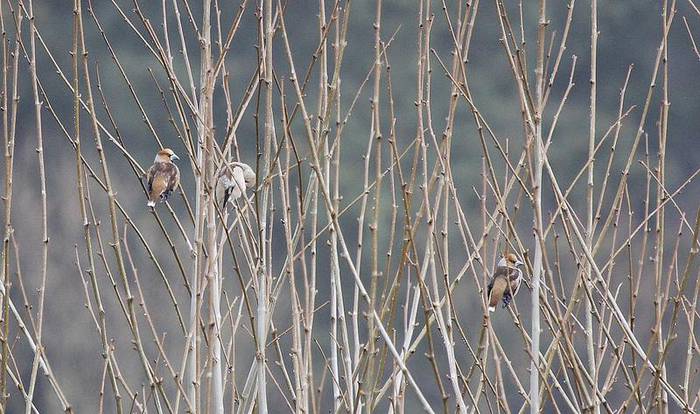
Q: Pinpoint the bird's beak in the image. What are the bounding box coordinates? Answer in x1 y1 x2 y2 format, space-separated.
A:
171 154 180 161
516 260 524 267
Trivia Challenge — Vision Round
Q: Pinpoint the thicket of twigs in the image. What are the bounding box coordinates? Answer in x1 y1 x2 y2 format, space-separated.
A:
1 0 700 412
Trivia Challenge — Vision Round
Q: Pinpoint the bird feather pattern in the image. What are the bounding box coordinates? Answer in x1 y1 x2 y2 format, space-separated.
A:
146 161 180 206
486 259 523 312
218 163 255 206
488 277 508 312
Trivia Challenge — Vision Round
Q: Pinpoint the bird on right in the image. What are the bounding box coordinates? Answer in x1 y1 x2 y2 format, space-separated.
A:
486 252 525 312
217 162 256 206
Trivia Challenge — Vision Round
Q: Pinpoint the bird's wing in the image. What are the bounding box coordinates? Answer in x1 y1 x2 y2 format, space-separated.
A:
218 169 233 189
494 266 522 295
488 266 513 305
217 169 231 206
488 277 508 310
165 163 180 192
146 164 157 193
148 163 178 200
506 267 520 282
233 167 245 196
492 266 513 280
215 172 226 206
224 166 246 203
509 268 523 295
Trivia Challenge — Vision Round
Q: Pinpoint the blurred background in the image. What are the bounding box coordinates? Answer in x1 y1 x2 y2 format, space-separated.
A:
3 0 700 411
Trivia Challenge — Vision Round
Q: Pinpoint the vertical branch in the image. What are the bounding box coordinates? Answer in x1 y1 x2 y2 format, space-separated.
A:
200 0 225 412
328 2 343 411
530 0 547 412
279 84 305 413
256 0 274 412
187 0 208 410
328 5 353 412
367 0 383 406
352 1 378 403
653 1 671 410
0 0 12 408
585 0 599 412
304 0 330 410
25 0 48 409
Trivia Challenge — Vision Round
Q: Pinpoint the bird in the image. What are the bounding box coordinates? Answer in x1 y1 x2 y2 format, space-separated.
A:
486 252 524 312
146 148 180 208
217 162 256 206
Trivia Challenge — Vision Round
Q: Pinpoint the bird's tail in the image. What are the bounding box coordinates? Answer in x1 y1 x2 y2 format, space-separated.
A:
222 188 231 207
147 192 158 207
488 277 507 312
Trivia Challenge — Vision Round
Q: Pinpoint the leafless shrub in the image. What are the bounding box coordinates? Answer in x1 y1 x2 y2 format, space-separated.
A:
0 0 699 413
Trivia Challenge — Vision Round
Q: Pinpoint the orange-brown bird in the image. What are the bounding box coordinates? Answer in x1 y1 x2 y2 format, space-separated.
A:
146 148 180 208
217 162 256 206
486 253 524 312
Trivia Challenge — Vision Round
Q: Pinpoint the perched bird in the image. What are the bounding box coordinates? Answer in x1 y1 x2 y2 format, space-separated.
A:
486 253 524 312
146 148 180 207
217 162 256 206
